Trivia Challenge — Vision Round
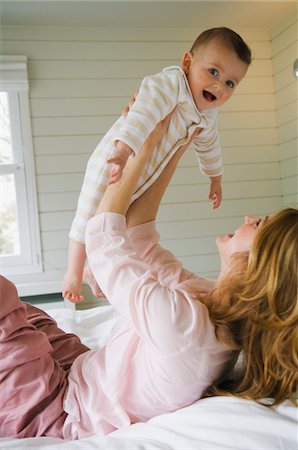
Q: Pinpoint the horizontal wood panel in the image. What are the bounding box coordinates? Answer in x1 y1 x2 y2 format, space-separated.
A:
30 93 276 118
270 21 298 57
33 127 279 149
271 42 297 74
282 194 298 207
39 210 74 232
33 134 280 163
164 237 217 258
38 195 283 233
35 153 281 180
35 154 88 174
157 197 282 222
2 39 272 61
41 208 290 264
28 58 272 80
275 83 298 109
41 229 72 251
2 25 269 43
171 254 220 274
221 146 279 164
281 176 298 196
132 144 280 166
270 16 296 40
9 268 65 287
277 120 298 145
37 178 283 213
157 216 245 239
219 94 275 112
41 245 220 274
31 111 277 137
38 192 79 212
41 228 217 256
219 129 278 146
163 179 282 203
276 101 297 127
35 146 280 188
274 65 296 92
278 140 298 161
37 173 85 193
281 157 298 178
27 76 275 99
34 135 99 156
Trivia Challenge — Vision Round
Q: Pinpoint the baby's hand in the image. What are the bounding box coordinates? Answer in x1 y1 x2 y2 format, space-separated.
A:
107 142 133 184
209 176 222 209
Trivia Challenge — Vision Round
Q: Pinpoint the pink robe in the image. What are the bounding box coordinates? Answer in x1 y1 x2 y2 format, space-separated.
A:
63 214 235 438
0 213 235 439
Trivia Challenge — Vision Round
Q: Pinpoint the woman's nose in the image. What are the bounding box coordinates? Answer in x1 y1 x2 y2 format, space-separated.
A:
244 215 259 224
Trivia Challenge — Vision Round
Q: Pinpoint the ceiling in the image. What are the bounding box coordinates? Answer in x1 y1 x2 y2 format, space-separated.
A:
0 0 297 30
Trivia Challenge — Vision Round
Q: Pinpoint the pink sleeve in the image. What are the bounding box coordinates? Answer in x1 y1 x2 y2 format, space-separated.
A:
126 221 190 288
85 213 207 355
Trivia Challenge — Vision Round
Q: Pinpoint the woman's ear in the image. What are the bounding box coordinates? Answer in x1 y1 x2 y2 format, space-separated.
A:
182 52 193 74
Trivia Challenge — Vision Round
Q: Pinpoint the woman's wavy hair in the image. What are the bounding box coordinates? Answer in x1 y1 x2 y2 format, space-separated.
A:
202 207 298 406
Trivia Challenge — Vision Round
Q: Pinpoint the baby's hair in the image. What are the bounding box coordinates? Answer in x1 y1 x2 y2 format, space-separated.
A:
190 27 252 66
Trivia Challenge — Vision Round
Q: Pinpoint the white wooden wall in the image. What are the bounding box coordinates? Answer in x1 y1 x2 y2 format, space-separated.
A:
1 24 289 294
271 16 298 207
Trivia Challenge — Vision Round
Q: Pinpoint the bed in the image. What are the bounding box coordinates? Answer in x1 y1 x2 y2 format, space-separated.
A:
1 304 296 450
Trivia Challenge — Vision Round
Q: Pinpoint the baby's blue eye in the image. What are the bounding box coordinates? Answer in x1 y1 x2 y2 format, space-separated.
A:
226 80 235 89
209 68 219 77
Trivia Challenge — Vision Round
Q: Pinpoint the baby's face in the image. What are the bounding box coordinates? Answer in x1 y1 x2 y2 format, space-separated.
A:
182 39 249 110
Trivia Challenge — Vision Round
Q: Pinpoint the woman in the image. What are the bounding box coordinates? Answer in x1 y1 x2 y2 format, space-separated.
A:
0 114 297 439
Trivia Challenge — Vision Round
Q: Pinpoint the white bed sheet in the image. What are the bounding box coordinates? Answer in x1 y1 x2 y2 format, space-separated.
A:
1 305 297 450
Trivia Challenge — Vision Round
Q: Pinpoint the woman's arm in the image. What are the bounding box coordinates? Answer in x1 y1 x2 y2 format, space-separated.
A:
126 129 199 227
95 112 174 218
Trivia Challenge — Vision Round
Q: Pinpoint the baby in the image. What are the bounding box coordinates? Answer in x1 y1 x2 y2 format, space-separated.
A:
63 26 251 302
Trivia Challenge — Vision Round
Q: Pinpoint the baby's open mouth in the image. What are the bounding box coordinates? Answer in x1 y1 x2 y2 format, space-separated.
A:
203 90 216 102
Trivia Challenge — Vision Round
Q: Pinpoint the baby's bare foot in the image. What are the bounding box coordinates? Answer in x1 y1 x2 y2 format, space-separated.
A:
83 266 105 298
62 271 84 303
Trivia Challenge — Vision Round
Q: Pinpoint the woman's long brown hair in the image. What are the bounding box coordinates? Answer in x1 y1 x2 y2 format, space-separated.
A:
201 208 298 406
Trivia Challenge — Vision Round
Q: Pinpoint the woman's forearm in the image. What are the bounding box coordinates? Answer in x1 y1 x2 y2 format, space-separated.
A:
126 130 199 228
95 114 198 221
126 146 185 228
96 113 174 217
95 140 153 217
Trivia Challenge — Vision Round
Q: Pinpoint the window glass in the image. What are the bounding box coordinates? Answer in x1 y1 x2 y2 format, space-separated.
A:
0 92 14 164
0 56 42 279
0 173 20 256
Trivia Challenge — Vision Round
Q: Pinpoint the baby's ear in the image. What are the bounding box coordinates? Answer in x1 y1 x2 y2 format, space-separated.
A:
182 52 193 74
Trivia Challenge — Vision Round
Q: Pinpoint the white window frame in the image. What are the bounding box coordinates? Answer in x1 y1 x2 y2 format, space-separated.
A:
0 55 42 276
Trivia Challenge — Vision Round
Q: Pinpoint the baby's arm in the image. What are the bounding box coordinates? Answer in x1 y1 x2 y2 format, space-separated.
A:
209 175 222 209
192 120 223 209
107 141 133 185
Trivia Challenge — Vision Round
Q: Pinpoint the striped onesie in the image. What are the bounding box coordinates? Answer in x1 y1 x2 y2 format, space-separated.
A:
70 66 223 244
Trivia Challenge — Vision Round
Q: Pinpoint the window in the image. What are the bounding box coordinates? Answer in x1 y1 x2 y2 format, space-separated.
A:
0 56 42 275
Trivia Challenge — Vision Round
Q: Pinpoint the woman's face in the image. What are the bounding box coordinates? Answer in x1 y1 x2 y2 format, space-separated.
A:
216 215 269 263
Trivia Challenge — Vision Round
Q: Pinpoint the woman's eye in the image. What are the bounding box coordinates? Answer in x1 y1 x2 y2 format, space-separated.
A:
255 218 262 227
209 68 218 77
226 80 235 89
